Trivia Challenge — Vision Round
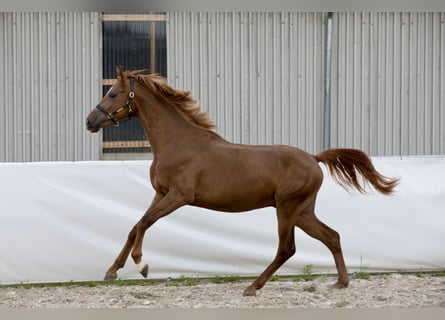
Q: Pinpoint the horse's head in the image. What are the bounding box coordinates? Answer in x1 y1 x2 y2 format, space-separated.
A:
86 66 137 132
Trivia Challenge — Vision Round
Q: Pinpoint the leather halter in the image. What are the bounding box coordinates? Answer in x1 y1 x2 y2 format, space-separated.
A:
95 78 135 127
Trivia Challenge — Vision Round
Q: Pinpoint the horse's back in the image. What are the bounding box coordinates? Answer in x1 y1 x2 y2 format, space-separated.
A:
191 141 323 211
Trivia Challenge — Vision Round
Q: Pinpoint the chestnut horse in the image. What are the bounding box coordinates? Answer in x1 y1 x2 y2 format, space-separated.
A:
86 66 399 296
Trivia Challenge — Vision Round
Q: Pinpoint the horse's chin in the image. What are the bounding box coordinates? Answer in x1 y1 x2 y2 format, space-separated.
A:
88 127 101 133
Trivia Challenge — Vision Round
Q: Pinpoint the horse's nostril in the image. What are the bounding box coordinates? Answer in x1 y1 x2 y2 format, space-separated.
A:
86 117 97 132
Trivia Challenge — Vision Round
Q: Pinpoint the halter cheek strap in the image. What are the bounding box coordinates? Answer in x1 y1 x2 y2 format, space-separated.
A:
96 78 135 127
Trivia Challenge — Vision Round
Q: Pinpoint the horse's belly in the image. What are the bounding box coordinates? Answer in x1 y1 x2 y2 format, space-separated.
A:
192 187 276 213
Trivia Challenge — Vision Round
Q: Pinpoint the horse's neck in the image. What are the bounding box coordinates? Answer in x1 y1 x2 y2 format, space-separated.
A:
137 97 195 156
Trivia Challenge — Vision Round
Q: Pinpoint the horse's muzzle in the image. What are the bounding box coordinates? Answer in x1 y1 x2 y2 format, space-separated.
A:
86 115 101 133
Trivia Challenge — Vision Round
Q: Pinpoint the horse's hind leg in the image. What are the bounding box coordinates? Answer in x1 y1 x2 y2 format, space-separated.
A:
295 202 349 288
243 205 297 296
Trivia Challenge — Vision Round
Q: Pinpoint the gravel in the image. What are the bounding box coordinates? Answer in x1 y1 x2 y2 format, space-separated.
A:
1 274 445 308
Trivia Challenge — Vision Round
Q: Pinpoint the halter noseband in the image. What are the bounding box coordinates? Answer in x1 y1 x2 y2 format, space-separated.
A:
96 78 135 127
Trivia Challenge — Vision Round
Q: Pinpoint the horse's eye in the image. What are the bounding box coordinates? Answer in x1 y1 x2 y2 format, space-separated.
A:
109 92 117 98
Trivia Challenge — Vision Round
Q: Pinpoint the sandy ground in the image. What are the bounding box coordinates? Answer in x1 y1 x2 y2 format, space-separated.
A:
1 274 444 308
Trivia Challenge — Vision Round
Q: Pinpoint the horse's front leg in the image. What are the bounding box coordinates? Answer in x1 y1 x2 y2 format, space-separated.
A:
104 192 164 280
130 189 187 278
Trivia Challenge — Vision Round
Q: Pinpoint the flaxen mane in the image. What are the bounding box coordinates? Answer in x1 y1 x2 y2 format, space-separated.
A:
130 72 216 130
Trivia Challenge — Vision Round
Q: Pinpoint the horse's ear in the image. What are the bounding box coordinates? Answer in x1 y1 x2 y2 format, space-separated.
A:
132 68 148 76
116 65 125 80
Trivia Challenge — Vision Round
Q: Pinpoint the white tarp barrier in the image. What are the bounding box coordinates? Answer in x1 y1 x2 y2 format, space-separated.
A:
0 158 444 284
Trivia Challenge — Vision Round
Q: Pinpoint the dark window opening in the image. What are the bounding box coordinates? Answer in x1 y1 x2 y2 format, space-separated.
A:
102 13 167 158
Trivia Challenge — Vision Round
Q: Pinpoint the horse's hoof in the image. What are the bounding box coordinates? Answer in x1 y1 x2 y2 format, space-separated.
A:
137 262 149 278
329 281 348 289
104 273 117 281
242 288 257 297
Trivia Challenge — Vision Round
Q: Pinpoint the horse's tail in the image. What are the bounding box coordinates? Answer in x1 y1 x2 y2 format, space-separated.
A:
314 148 399 195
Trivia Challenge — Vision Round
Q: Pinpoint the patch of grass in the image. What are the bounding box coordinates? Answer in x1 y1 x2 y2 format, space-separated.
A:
356 255 370 280
415 272 424 278
290 274 320 282
431 270 445 277
270 275 280 282
13 281 79 289
111 279 162 286
87 281 98 287
302 264 314 275
166 276 201 287
209 275 243 284
356 271 371 280
288 264 321 282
